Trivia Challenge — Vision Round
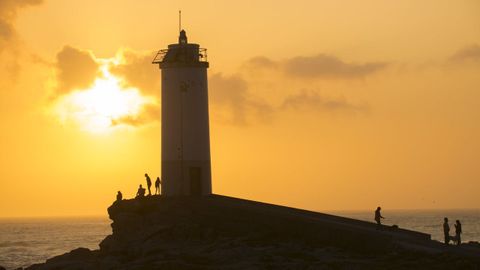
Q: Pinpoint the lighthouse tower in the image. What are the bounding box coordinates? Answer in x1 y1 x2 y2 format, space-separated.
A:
153 30 212 196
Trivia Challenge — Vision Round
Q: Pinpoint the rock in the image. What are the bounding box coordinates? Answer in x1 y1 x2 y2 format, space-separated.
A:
468 241 480 247
0 265 6 270
25 195 480 269
45 247 92 263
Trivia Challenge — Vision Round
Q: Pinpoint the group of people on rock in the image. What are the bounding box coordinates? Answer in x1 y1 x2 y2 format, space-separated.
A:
136 173 162 197
443 217 462 245
115 173 162 203
375 207 463 246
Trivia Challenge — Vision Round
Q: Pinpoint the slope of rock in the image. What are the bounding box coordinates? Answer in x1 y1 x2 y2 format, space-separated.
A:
25 195 480 270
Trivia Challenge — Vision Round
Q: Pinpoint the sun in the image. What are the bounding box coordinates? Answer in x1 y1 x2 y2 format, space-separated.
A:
53 64 156 133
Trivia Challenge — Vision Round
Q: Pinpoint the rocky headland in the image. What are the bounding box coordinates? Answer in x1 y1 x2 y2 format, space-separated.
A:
18 195 480 269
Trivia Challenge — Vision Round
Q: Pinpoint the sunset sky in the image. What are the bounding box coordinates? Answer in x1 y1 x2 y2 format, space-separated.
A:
1 0 479 217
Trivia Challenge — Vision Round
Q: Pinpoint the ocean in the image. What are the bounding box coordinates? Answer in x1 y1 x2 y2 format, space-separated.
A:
335 209 480 243
0 209 478 269
0 217 110 270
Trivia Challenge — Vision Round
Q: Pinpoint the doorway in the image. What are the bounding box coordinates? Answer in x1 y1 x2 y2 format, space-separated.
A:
189 167 202 196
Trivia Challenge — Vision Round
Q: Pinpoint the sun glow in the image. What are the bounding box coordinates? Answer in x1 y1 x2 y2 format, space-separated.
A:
53 65 156 133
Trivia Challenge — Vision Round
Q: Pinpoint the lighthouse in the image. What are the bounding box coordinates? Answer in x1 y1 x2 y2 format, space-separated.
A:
152 30 212 196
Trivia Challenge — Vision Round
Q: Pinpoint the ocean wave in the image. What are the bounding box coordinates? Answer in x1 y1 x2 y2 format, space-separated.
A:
0 241 39 248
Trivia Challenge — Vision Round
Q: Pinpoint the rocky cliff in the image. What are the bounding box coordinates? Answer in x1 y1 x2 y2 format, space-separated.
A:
24 195 480 269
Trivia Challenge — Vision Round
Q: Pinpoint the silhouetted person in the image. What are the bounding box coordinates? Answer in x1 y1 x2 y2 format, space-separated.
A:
116 191 122 202
155 177 161 195
136 184 146 198
443 217 450 245
145 173 152 195
374 207 384 229
455 220 462 245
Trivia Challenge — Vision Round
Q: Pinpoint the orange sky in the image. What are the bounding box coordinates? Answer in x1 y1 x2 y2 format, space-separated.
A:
1 0 479 217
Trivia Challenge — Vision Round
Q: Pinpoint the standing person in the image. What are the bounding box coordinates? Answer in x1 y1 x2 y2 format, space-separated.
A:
155 177 161 195
374 207 385 229
455 220 462 245
145 173 152 195
443 217 450 245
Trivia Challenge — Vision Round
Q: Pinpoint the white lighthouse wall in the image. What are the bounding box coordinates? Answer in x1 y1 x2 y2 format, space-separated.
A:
161 67 212 196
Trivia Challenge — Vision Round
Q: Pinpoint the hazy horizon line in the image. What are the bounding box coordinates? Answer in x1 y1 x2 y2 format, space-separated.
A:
1 208 479 220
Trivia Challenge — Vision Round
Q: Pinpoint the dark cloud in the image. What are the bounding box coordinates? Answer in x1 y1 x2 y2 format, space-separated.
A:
281 90 369 114
209 73 273 125
284 54 387 79
110 50 160 97
111 103 160 127
53 46 99 97
449 44 480 63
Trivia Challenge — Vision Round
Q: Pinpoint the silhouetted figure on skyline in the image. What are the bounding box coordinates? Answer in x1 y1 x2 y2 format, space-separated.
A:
145 173 152 195
443 217 450 245
455 220 462 245
116 191 122 202
155 177 161 195
136 184 146 198
374 207 384 229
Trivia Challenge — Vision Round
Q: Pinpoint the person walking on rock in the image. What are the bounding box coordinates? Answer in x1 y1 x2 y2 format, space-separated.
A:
155 177 161 195
443 217 450 245
145 173 152 195
374 207 385 229
455 220 462 245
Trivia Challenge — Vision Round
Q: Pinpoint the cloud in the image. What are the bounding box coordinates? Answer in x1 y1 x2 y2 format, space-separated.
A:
243 56 278 70
53 46 99 97
0 19 14 47
48 46 159 131
209 73 273 125
108 51 275 126
449 44 480 63
49 48 371 128
0 0 42 49
284 54 387 79
0 0 43 78
281 90 369 114
243 54 387 79
209 73 367 126
107 51 375 126
111 103 160 127
110 50 160 97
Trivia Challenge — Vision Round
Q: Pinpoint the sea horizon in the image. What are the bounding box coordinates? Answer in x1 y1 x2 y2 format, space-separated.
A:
1 207 479 220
